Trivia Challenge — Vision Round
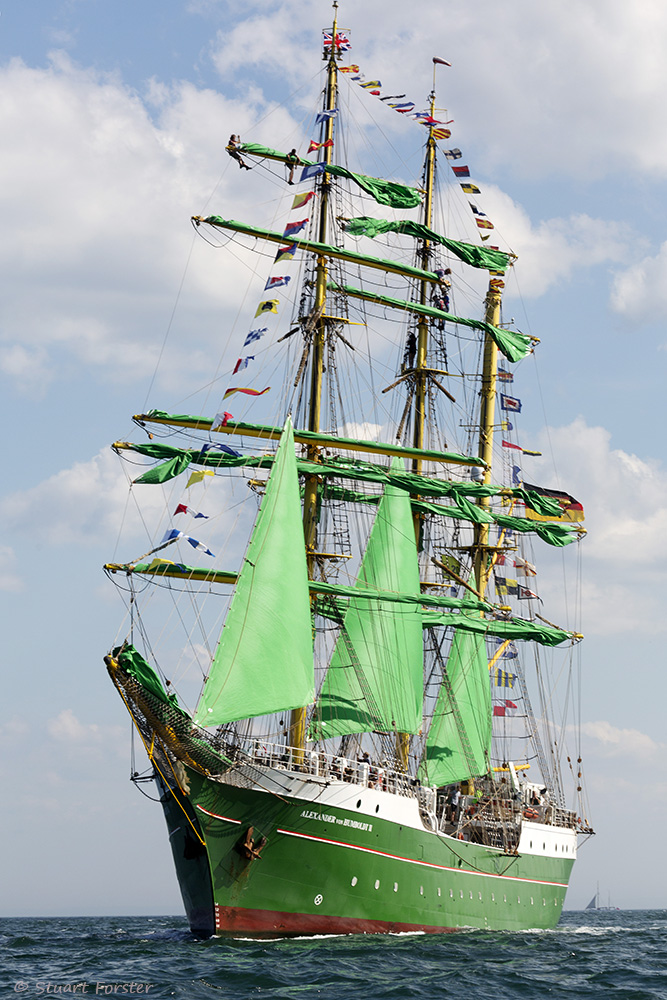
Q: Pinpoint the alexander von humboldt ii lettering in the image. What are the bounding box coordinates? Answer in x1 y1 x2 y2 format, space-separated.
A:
104 5 593 936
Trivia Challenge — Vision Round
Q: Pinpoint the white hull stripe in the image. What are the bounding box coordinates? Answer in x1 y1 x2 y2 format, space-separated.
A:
277 828 569 888
196 805 242 824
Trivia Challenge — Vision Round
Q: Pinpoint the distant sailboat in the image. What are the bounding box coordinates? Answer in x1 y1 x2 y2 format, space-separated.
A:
585 884 617 910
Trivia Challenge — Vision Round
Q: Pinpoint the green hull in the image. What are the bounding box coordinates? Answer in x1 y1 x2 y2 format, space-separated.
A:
161 766 575 937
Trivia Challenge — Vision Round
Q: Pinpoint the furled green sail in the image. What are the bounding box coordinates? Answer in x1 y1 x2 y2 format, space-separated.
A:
193 418 314 726
201 218 438 282
237 144 421 208
113 643 181 709
329 282 533 363
311 461 423 740
418 592 491 787
343 217 511 271
122 441 579 546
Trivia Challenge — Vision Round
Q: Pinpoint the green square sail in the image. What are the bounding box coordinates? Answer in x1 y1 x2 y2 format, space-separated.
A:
311 459 423 740
193 418 314 726
419 591 492 787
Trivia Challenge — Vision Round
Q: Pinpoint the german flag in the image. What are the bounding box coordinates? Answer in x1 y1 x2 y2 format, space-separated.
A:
522 482 584 523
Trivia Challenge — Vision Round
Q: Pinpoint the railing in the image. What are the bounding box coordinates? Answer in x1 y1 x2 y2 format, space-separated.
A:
223 740 417 799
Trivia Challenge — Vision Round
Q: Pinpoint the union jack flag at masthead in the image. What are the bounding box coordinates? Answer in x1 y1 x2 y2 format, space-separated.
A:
323 30 351 51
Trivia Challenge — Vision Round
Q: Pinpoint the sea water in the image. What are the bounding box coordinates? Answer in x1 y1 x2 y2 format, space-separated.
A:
2 910 666 999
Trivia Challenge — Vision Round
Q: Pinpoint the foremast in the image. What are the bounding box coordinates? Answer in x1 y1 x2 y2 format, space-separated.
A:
289 2 339 751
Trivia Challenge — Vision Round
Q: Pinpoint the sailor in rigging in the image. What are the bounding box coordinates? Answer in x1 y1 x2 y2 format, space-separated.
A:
286 148 301 185
227 135 252 171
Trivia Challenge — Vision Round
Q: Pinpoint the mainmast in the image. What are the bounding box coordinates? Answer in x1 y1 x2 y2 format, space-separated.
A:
289 3 339 752
396 77 439 771
411 84 438 479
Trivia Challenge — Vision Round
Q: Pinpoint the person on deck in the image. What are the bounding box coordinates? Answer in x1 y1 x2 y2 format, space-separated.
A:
227 135 252 171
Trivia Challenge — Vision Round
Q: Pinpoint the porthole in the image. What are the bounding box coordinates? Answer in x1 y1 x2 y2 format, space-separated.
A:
542 899 546 906
460 890 463 899
530 841 533 848
420 886 424 895
530 897 534 905
491 893 495 902
356 800 362 809
503 895 507 903
478 892 482 901
374 880 380 890
393 882 398 892
517 896 521 904
449 889 453 898
375 805 380 813
469 891 473 900
543 843 546 850
437 888 441 897
351 876 358 886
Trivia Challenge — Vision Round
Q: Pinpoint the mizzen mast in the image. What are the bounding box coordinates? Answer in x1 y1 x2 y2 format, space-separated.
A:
473 283 502 599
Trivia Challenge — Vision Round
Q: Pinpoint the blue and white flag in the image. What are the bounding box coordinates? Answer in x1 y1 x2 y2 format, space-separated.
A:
443 148 462 160
491 638 519 660
161 528 215 558
315 109 338 124
500 394 522 413
244 327 267 346
198 442 242 458
300 163 326 182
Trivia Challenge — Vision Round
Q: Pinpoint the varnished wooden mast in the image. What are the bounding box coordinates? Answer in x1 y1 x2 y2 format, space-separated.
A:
396 78 439 771
289 2 340 752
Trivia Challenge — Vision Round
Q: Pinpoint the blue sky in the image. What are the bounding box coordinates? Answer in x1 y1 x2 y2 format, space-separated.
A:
2 0 667 917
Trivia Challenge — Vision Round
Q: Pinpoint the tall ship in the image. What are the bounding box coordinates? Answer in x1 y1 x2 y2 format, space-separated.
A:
104 5 592 936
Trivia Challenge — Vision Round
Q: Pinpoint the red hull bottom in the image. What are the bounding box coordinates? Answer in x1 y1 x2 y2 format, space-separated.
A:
215 904 456 938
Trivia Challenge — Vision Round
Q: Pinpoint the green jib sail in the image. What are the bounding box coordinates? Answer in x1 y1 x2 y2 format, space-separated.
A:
419 591 492 787
193 418 314 726
312 460 423 740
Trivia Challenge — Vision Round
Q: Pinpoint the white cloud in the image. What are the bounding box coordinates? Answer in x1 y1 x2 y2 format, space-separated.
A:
48 708 105 743
527 418 667 634
610 241 667 323
208 0 667 178
480 190 629 298
0 54 300 394
0 448 161 547
581 720 664 759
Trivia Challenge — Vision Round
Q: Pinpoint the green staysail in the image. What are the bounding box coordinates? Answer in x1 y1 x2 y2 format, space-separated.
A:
343 217 511 271
237 144 421 208
419 592 492 787
193 418 314 726
312 461 423 740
